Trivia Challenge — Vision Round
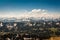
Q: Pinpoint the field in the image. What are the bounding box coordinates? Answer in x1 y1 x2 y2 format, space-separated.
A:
49 36 60 40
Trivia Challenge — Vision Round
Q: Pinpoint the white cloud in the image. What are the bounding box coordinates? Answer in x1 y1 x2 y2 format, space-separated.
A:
0 9 60 19
20 9 48 18
32 9 41 13
28 9 47 14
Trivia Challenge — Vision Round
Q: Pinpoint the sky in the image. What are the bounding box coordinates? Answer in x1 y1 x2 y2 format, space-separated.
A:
0 0 60 18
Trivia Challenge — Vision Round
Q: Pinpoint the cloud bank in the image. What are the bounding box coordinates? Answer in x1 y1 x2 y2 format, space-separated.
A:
0 9 60 19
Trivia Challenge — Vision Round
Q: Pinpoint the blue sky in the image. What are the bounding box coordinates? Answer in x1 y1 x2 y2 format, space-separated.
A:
0 0 60 17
